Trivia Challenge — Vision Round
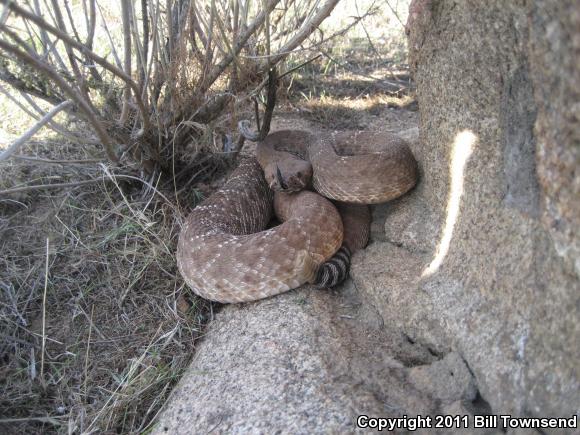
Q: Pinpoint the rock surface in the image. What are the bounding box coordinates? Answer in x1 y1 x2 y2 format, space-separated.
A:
153 283 493 434
373 0 580 420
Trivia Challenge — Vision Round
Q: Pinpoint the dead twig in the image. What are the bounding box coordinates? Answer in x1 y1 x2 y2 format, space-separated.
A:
265 0 341 67
0 0 150 132
119 0 132 124
0 38 119 162
0 100 73 162
0 172 175 210
0 179 105 195
83 304 94 398
384 0 405 28
238 67 277 142
40 237 49 383
198 0 281 95
11 155 104 164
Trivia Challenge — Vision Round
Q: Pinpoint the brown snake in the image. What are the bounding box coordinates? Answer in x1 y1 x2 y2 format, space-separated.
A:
177 130 418 303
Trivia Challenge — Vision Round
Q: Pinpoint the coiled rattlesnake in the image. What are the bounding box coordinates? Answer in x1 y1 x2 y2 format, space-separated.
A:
177 130 418 303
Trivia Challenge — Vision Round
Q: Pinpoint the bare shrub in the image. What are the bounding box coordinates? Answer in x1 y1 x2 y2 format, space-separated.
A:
0 0 349 178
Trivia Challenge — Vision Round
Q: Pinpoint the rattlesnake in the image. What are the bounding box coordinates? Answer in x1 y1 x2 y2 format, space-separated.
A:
177 130 418 303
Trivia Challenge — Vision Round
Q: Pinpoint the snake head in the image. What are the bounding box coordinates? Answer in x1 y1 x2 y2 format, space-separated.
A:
264 160 313 193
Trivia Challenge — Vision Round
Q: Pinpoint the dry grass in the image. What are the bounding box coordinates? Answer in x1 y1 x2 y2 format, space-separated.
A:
291 62 415 129
280 23 415 129
0 135 220 434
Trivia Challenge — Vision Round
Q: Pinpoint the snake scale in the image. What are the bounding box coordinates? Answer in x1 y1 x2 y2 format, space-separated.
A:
177 130 418 303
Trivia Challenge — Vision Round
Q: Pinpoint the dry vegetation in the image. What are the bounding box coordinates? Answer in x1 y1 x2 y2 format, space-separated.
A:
289 34 415 129
0 0 411 433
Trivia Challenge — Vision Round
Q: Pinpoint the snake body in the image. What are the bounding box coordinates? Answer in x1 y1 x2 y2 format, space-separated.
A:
177 130 418 303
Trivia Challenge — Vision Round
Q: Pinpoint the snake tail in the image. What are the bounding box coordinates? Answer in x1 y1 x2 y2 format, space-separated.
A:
313 244 352 288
